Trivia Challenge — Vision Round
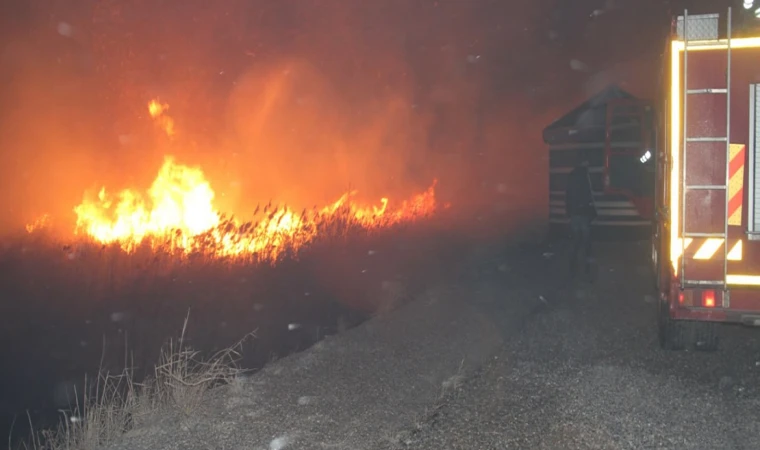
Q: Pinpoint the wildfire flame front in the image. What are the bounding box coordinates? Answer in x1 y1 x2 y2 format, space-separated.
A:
73 156 436 261
69 100 437 260
28 99 438 261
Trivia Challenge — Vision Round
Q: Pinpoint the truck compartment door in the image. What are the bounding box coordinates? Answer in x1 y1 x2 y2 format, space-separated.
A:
748 85 760 237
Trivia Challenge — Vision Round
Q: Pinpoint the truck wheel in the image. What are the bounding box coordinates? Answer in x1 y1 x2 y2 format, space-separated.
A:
651 239 660 291
651 222 661 291
692 322 719 352
658 297 686 350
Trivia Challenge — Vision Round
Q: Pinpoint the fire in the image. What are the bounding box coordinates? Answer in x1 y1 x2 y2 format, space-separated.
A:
148 99 175 138
75 156 220 246
25 214 51 233
73 156 436 261
37 98 438 261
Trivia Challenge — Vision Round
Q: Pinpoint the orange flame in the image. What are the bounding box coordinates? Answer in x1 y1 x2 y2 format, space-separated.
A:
25 214 51 233
33 98 438 261
148 99 175 138
73 156 436 261
75 156 220 245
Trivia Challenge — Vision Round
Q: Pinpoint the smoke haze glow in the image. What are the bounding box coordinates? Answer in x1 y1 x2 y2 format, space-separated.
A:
0 0 676 237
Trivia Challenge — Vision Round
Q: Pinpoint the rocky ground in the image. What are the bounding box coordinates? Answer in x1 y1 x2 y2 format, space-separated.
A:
105 239 760 450
386 241 760 450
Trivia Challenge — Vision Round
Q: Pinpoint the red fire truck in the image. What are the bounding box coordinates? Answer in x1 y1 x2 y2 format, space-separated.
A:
654 7 760 350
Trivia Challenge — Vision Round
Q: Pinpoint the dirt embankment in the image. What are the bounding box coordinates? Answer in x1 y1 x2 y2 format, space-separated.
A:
105 272 540 450
81 241 760 450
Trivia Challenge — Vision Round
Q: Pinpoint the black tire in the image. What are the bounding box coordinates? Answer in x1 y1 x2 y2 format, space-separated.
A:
658 299 687 350
651 222 661 291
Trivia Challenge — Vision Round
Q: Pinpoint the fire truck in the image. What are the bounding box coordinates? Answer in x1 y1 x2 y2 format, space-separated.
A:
654 7 760 350
544 85 656 234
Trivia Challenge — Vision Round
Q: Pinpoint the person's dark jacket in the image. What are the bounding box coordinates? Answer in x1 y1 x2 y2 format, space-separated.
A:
565 166 597 218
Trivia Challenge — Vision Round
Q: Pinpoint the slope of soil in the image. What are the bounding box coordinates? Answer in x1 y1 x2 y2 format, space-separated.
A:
106 271 542 450
386 242 760 450
102 239 760 450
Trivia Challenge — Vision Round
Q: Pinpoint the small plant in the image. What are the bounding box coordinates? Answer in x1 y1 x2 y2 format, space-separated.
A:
16 315 254 450
1 203 438 450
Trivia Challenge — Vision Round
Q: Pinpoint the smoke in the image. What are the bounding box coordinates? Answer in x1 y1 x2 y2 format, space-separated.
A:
0 3 105 236
222 57 429 214
217 1 482 217
0 0 554 236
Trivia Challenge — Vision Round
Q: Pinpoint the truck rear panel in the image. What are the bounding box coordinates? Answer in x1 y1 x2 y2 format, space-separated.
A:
662 10 760 323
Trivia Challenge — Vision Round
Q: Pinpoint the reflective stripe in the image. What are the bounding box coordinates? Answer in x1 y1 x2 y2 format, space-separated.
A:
693 238 723 259
673 238 694 261
728 144 746 226
675 237 743 261
669 37 760 275
727 274 760 285
728 240 743 260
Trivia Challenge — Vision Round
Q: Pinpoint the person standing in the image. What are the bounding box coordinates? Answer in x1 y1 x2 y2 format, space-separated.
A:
565 155 598 280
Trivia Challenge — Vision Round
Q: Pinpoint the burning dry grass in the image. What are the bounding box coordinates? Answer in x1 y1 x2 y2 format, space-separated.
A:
17 316 253 450
2 203 448 450
29 99 438 263
12 207 432 317
70 155 438 263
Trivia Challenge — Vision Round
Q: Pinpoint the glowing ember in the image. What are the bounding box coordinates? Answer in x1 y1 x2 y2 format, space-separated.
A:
73 156 436 260
25 214 51 233
148 99 175 138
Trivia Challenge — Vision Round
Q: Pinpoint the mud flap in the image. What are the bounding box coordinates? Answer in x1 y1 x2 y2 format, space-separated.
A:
658 299 719 351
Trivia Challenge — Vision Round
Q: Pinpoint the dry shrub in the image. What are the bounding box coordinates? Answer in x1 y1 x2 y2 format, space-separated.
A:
17 315 254 450
148 316 252 414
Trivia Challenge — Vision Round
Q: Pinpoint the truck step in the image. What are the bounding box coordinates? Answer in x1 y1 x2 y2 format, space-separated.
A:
686 137 728 142
682 232 727 238
681 280 726 287
686 88 728 94
685 185 727 190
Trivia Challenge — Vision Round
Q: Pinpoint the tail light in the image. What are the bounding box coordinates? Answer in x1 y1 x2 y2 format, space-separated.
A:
679 290 693 306
677 289 720 308
702 290 716 308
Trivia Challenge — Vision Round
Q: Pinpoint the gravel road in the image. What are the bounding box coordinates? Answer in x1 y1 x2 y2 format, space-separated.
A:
387 241 760 450
102 238 760 450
